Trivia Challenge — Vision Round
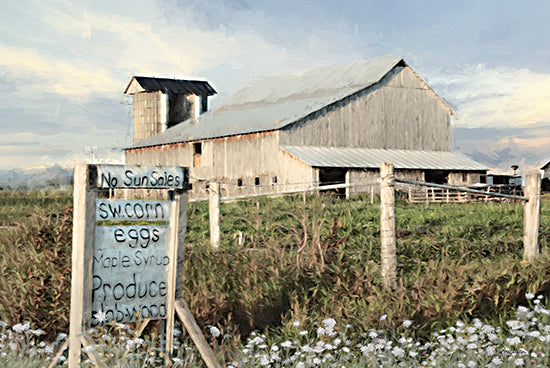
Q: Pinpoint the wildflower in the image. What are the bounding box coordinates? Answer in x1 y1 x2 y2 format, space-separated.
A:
506 336 521 346
259 354 270 365
514 358 524 366
525 292 535 300
94 310 107 323
491 356 502 365
392 347 405 358
296 363 305 368
467 361 476 368
210 326 221 338
402 320 413 328
380 314 388 321
281 341 292 348
12 322 30 333
85 345 97 353
30 328 45 336
292 320 300 327
299 330 308 336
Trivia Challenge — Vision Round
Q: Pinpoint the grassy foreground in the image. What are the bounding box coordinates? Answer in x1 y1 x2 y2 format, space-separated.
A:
1 190 550 366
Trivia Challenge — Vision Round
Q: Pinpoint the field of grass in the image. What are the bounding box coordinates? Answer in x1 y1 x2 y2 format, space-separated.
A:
1 189 550 366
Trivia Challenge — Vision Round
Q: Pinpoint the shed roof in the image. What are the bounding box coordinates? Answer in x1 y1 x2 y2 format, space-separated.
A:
129 54 445 149
280 145 487 171
124 76 217 96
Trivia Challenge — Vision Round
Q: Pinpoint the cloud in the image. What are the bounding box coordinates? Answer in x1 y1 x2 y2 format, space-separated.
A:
431 64 550 128
0 44 120 99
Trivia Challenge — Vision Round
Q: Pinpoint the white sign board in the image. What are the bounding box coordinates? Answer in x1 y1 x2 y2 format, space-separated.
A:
92 224 170 325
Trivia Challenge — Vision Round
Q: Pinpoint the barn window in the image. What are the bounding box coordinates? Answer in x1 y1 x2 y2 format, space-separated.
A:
188 183 193 191
193 142 202 167
255 177 260 186
205 182 209 190
272 176 278 185
462 173 468 182
237 178 243 187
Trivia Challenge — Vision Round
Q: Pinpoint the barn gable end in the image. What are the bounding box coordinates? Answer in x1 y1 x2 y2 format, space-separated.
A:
279 65 451 151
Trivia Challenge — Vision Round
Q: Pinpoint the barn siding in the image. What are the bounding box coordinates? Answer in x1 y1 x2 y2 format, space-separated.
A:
347 169 424 197
279 66 451 151
125 131 314 199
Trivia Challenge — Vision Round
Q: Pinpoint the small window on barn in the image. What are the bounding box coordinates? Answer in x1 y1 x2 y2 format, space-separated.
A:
272 176 278 185
193 142 202 167
188 183 193 191
237 178 243 187
205 182 210 191
255 177 260 186
462 173 468 182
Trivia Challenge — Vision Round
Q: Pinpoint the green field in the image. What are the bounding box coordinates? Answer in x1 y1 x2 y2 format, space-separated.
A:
1 190 550 366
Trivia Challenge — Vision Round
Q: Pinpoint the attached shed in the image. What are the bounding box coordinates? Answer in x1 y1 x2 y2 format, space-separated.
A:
124 55 486 199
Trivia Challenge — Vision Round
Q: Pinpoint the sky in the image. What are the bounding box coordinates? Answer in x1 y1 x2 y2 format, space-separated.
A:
0 0 549 172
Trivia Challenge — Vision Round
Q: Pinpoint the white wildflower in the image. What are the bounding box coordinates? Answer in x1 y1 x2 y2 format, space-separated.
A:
299 330 308 336
281 341 292 348
491 356 502 365
507 336 521 346
292 320 300 327
525 292 535 300
85 345 97 353
209 326 221 338
467 361 476 368
93 310 107 323
296 362 305 368
380 314 388 321
514 358 524 366
402 320 413 328
12 322 30 333
259 354 270 366
392 347 405 358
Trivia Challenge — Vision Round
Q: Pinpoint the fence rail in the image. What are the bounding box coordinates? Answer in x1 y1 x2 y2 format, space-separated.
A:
396 178 528 201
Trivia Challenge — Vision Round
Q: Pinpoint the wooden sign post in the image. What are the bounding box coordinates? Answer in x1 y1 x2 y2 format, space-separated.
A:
68 164 216 367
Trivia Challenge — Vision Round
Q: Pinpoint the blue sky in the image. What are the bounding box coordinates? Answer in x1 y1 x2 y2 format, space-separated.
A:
0 0 549 172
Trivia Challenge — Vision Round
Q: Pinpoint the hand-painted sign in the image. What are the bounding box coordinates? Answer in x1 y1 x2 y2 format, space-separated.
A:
92 225 170 325
96 164 186 189
70 164 188 367
95 199 170 222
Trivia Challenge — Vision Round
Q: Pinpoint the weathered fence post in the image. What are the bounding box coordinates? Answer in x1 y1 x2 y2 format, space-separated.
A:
523 172 541 262
380 162 397 290
209 181 221 248
69 164 96 368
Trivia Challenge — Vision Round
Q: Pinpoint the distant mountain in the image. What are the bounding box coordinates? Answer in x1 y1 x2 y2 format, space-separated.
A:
0 164 73 190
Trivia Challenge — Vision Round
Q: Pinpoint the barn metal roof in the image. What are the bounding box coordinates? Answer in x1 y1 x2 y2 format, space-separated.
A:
129 54 413 149
124 76 217 96
280 145 487 171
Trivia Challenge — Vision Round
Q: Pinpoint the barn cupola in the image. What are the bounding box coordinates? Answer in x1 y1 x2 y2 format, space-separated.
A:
124 76 217 143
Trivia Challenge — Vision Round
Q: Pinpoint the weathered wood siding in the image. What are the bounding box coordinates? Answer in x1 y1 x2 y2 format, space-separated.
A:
132 91 166 143
125 131 314 199
279 66 451 151
347 169 424 197
448 172 484 185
